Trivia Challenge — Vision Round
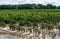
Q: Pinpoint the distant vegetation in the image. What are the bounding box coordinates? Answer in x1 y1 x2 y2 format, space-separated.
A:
0 4 60 9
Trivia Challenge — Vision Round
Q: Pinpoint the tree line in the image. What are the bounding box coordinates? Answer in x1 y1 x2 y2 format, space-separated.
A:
0 4 60 9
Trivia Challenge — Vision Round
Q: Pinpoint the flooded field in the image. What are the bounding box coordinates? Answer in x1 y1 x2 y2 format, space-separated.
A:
0 32 60 39
0 34 18 39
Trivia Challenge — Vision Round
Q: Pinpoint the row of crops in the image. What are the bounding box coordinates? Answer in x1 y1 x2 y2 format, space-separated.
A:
0 9 60 31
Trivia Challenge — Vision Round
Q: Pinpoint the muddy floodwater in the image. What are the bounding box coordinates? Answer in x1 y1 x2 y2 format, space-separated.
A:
0 34 19 39
0 33 60 39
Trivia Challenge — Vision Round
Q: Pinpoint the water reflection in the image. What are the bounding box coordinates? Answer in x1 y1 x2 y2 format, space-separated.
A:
0 34 18 39
0 32 60 39
45 32 60 39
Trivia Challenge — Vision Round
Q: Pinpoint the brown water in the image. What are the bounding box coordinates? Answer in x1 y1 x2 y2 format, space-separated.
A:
0 34 20 39
0 33 60 39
